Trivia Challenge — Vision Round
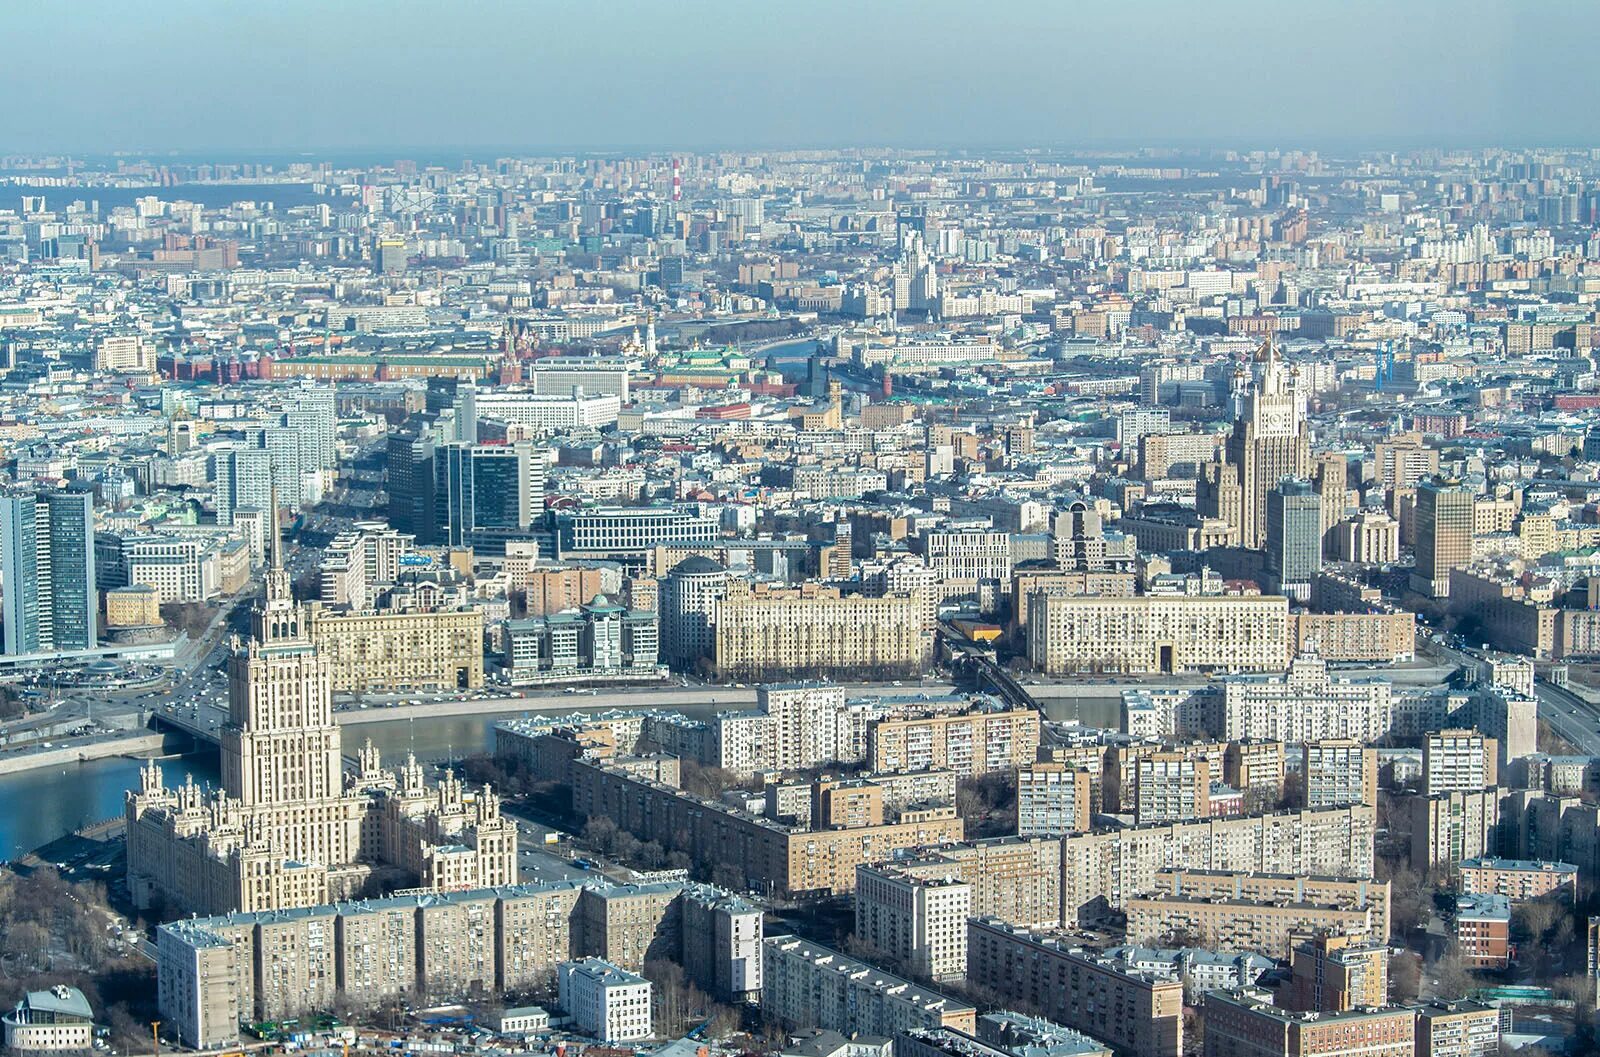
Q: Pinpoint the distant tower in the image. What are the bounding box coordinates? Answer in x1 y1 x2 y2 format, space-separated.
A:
645 314 658 358
672 158 682 202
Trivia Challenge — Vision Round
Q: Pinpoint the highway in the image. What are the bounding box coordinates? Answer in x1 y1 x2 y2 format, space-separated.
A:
1533 680 1600 755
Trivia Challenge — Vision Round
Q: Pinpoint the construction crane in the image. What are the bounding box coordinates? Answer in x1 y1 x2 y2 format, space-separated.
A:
1374 341 1394 392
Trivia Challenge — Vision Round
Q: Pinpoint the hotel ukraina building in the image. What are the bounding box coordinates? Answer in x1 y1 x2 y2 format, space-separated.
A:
126 525 517 915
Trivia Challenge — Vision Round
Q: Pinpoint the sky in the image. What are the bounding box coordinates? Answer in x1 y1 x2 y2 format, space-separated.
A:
2 0 1597 155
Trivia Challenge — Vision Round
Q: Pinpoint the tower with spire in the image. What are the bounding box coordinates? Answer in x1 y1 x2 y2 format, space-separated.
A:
126 491 518 914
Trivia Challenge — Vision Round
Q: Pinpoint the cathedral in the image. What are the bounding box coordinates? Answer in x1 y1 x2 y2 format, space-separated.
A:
126 515 517 916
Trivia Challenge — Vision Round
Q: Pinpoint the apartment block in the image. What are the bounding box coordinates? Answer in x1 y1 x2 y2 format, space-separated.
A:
1301 740 1378 809
868 707 1041 778
965 918 1184 1057
855 864 972 981
1026 592 1290 675
1410 789 1501 873
1202 992 1413 1057
1423 729 1498 795
1414 1000 1501 1057
1016 763 1093 836
762 936 976 1038
1456 857 1577 902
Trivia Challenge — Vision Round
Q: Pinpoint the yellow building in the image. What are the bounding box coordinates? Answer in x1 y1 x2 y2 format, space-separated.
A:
306 602 484 692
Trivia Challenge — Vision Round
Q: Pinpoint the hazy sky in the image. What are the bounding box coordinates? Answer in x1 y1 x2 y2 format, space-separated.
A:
3 0 1597 154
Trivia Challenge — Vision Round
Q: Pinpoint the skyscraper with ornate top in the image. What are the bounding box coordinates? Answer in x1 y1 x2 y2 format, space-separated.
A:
127 500 518 915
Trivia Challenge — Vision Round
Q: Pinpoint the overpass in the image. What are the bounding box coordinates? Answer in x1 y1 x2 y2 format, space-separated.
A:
936 628 1039 713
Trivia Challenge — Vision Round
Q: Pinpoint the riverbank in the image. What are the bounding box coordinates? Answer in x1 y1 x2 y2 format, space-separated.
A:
0 731 171 778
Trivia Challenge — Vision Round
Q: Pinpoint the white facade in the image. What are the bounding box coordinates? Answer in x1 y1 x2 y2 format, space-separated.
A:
558 958 652 1042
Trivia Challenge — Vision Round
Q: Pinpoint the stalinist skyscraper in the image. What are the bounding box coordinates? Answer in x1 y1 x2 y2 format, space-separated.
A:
1201 338 1313 549
128 503 517 915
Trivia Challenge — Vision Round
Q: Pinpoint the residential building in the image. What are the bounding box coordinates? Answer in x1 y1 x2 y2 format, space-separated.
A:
762 936 976 1038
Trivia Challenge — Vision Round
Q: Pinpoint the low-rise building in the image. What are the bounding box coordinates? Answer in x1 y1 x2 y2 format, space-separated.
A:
559 958 652 1042
2 987 95 1054
1454 893 1511 969
1457 857 1577 902
1414 1000 1501 1057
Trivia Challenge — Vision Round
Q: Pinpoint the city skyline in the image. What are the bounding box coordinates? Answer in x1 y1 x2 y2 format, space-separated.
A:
3 1 1599 153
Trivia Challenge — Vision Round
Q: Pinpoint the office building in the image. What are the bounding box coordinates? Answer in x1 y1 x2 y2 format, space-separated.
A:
1265 477 1322 601
0 490 97 655
436 441 544 551
659 556 728 669
559 958 652 1042
2 986 95 1054
502 597 661 684
1411 479 1475 598
215 446 274 527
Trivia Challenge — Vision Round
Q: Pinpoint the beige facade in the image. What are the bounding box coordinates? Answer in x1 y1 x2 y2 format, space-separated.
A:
855 864 972 980
868 707 1040 777
105 583 162 627
1026 591 1290 675
1410 788 1501 873
158 879 760 1049
1203 993 1414 1057
128 538 514 915
966 918 1184 1057
306 602 484 693
715 581 930 678
1289 610 1415 663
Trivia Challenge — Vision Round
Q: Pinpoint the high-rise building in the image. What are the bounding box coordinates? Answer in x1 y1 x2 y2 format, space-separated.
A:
376 236 407 274
1411 478 1475 598
215 447 274 527
1423 729 1497 794
1266 477 1323 601
0 490 97 655
387 427 438 543
660 556 728 669
1208 339 1313 548
1302 740 1379 808
435 441 543 551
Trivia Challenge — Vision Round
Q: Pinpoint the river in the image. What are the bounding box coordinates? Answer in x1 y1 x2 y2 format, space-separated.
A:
0 694 1118 860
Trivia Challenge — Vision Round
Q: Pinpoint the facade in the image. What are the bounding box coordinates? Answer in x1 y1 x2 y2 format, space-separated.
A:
1265 477 1322 601
2 987 94 1054
1422 729 1497 795
1410 789 1501 873
1201 992 1413 1057
855 864 972 981
127 523 516 914
659 556 728 669
1219 653 1391 744
215 446 274 527
558 959 652 1042
716 581 930 679
435 441 544 550
1133 752 1210 823
762 936 976 1038
1453 893 1511 969
1016 763 1093 836
1456 857 1577 902
555 507 719 566
306 600 485 692
1287 934 1389 1013
868 707 1040 778
1301 740 1378 809
503 598 661 684
569 757 965 897
157 878 757 1049
1412 479 1475 598
1026 592 1290 675
0 490 97 656
965 918 1184 1057
1211 340 1314 549
1414 1001 1500 1057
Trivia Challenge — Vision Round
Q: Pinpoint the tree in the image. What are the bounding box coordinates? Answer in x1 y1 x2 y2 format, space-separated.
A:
1389 952 1422 1004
